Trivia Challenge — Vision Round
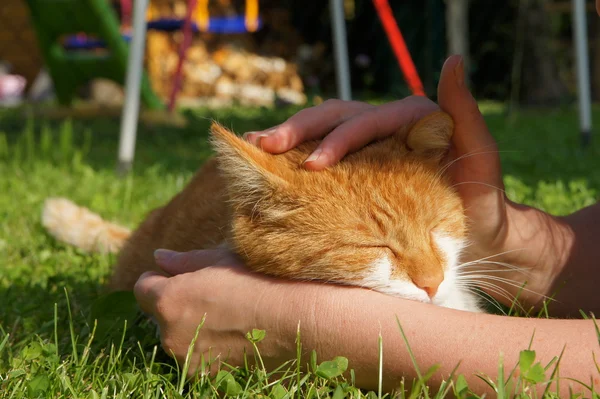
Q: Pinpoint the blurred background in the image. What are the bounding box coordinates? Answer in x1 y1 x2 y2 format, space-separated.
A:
0 0 596 110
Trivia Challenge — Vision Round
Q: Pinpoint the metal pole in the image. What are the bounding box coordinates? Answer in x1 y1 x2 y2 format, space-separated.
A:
117 0 149 174
573 0 592 146
329 0 352 100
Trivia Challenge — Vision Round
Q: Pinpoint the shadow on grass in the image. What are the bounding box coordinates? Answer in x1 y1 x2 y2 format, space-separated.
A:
0 265 171 366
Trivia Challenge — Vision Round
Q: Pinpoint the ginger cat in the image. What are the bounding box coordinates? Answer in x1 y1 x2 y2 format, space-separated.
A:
42 111 482 313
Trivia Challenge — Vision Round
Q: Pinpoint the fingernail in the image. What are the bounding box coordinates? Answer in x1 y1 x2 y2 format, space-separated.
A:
303 147 322 164
154 249 178 264
245 127 277 146
257 128 278 145
454 57 464 88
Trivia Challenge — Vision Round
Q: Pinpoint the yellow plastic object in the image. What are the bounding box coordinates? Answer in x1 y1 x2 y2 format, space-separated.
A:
245 0 259 32
194 0 209 32
190 0 259 33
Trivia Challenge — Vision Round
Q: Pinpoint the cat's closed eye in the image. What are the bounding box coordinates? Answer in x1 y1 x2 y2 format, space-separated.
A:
380 245 401 259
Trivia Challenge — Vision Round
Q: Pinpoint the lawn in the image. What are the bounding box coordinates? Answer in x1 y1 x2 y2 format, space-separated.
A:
0 102 599 398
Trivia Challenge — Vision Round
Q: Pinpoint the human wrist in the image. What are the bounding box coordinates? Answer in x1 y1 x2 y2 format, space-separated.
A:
254 280 358 370
504 199 574 302
252 281 321 367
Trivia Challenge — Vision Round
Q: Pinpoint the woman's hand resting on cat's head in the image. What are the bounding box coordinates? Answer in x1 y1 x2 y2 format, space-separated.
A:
243 96 439 169
245 55 594 315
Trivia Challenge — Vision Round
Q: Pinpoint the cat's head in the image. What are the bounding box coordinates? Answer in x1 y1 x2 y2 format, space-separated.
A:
210 112 478 312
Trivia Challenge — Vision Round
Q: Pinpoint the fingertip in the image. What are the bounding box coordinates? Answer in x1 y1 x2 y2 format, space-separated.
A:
438 55 496 156
243 131 260 146
303 147 322 163
302 146 336 170
441 54 463 73
135 271 166 289
158 249 227 275
257 132 289 154
440 55 463 80
245 127 293 153
438 54 479 114
133 271 168 310
302 160 327 171
438 55 464 100
154 249 178 267
244 130 276 148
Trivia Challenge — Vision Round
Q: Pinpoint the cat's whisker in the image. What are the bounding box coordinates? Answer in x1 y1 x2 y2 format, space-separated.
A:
464 274 535 291
457 285 507 314
457 268 517 275
458 248 528 266
473 260 531 271
457 280 516 303
437 147 497 178
457 280 527 313
459 261 533 277
476 295 507 314
462 274 554 303
436 146 513 179
461 282 516 305
450 181 507 195
454 281 516 313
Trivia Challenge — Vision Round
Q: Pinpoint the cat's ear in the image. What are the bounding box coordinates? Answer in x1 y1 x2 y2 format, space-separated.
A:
209 122 287 201
406 111 454 156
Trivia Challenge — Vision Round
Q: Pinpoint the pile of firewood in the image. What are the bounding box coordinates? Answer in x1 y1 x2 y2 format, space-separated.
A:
145 0 313 107
147 34 306 107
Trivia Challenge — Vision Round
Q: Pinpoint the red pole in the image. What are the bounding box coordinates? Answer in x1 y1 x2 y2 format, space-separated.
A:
168 0 198 112
372 0 425 96
120 0 132 29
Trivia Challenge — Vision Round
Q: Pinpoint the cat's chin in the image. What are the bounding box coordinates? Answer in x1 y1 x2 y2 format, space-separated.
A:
365 282 483 313
434 290 484 313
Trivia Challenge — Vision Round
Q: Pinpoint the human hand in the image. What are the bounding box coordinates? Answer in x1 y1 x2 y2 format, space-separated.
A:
133 248 308 375
435 56 569 310
243 97 439 170
245 55 566 309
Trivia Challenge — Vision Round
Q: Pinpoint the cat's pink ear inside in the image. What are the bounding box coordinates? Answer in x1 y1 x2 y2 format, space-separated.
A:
406 111 454 154
210 122 287 198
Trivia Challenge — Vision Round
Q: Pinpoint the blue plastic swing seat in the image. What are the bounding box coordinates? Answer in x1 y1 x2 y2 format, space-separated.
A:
63 16 263 50
148 16 263 34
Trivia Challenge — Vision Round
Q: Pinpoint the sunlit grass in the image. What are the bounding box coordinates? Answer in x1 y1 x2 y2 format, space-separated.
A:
0 103 599 397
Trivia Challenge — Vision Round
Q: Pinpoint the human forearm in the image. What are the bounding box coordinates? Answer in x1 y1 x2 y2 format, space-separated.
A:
142 250 599 396
271 283 599 396
499 200 575 310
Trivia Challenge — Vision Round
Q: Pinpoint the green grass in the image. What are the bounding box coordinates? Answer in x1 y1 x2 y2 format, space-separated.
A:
1 102 600 398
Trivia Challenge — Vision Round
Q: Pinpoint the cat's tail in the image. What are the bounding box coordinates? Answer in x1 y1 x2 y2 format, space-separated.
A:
41 197 131 254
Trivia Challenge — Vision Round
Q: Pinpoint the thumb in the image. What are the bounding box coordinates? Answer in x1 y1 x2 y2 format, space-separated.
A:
437 55 503 189
154 248 234 275
438 55 498 157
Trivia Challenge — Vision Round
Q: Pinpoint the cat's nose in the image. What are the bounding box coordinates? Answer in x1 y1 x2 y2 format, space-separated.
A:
422 285 439 298
411 271 444 299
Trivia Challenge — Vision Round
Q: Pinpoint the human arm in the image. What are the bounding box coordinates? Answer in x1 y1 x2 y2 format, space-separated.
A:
135 249 600 396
